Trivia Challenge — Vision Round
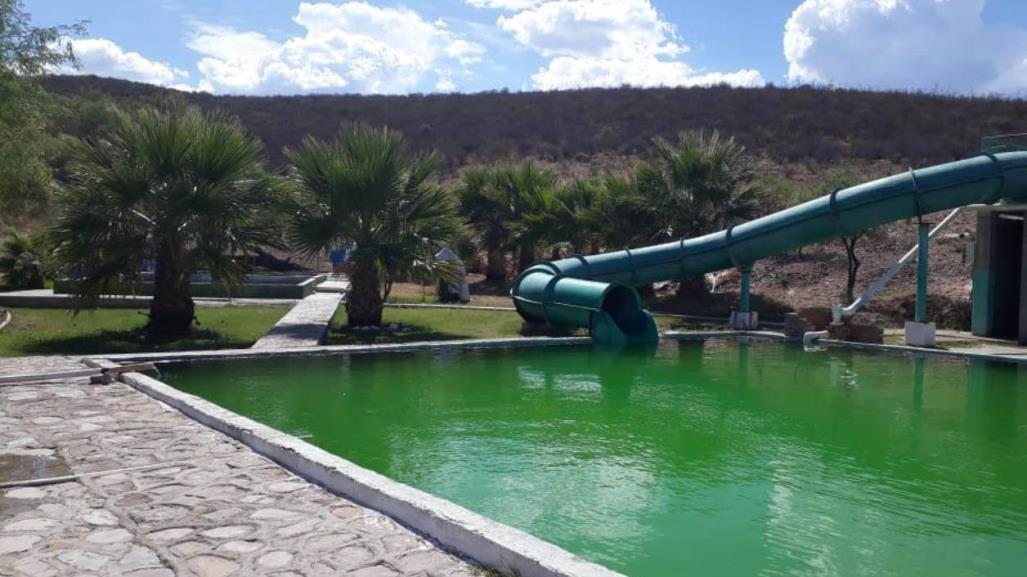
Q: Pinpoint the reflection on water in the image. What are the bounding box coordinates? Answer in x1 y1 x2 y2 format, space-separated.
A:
163 339 1027 577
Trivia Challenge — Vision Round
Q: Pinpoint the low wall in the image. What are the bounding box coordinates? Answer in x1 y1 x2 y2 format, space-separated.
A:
54 274 325 300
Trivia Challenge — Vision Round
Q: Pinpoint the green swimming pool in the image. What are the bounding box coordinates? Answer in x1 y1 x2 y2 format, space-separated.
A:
160 339 1027 577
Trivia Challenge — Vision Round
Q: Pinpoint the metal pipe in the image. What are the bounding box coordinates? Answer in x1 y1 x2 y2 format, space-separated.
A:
739 268 752 313
839 207 964 320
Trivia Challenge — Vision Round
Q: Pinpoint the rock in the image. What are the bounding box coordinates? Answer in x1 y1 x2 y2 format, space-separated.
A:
0 534 41 555
200 525 253 539
81 508 119 526
86 527 133 544
4 517 59 532
186 555 240 577
784 312 810 338
828 321 884 344
56 549 111 571
218 540 263 554
147 527 193 542
800 307 833 330
256 550 293 568
4 487 46 500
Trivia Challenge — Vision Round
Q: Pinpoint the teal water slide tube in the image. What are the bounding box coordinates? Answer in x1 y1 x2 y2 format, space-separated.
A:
511 151 1027 342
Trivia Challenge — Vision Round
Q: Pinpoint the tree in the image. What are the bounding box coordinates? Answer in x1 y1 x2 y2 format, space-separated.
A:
287 124 459 327
0 232 45 289
816 165 886 303
592 174 663 250
635 130 764 296
458 168 512 279
0 0 85 225
552 178 604 257
458 162 558 276
48 102 284 338
496 163 558 272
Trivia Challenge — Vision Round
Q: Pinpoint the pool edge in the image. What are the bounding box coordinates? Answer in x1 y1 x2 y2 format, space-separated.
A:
97 360 626 577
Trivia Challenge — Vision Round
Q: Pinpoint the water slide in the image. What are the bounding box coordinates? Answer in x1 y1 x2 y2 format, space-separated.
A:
511 151 1027 342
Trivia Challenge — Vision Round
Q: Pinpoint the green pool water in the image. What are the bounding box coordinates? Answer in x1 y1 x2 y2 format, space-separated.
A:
161 339 1027 577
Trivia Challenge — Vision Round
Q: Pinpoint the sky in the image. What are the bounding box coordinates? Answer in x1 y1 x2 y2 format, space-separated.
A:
24 0 1027 97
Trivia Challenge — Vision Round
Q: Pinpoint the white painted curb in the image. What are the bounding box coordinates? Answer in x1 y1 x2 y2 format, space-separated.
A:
118 370 626 577
99 335 593 364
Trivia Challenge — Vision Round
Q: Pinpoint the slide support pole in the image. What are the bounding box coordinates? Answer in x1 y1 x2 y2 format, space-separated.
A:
915 222 930 323
739 267 752 313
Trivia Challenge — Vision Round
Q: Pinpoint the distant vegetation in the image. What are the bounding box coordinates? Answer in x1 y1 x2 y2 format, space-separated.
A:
43 75 1027 168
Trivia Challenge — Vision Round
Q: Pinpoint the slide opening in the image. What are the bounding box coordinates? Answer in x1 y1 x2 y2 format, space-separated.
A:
601 285 649 337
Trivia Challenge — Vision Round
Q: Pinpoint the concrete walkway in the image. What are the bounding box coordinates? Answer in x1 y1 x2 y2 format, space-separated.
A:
251 293 343 349
314 276 350 294
0 356 475 577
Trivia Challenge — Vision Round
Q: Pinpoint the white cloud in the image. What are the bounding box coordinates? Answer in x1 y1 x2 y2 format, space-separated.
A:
475 0 764 90
467 0 543 9
187 1 486 94
60 38 190 88
784 0 1027 94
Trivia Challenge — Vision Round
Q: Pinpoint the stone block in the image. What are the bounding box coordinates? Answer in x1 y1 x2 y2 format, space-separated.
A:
730 311 759 330
799 307 833 330
784 312 810 338
905 321 936 347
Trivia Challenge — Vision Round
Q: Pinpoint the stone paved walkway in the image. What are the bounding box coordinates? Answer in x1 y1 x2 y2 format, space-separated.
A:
0 356 476 577
252 293 343 349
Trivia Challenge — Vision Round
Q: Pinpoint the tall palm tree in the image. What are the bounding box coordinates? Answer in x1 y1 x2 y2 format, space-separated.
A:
458 162 558 276
287 125 459 327
457 167 512 280
49 102 284 338
636 130 763 296
495 163 558 272
638 129 763 238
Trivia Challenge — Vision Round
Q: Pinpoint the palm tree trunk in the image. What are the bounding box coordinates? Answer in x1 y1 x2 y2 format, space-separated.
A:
486 247 507 280
518 242 536 273
149 242 194 339
347 256 383 327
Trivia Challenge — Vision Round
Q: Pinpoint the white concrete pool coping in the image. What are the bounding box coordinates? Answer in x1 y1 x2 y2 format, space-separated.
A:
77 330 1026 577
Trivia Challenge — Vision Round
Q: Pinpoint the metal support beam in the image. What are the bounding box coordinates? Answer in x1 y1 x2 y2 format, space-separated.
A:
916 222 930 323
739 267 751 313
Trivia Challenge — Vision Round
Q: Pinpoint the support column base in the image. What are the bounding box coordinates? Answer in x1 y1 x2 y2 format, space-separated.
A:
904 321 936 347
731 311 759 330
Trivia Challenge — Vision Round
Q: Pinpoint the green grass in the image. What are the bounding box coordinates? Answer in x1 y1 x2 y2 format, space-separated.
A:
324 306 719 345
326 307 583 345
0 306 289 357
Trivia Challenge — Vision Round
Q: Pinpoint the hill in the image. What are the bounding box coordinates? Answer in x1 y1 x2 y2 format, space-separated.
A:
44 75 1027 169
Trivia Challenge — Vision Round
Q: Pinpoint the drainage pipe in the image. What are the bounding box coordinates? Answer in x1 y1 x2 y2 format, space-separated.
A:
833 206 966 322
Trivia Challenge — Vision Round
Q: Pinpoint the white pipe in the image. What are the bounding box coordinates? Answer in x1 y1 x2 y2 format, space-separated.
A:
835 206 965 322
803 329 828 350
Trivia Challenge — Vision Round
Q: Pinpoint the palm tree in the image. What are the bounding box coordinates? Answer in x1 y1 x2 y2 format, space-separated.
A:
592 174 664 250
0 232 45 289
550 178 602 258
49 102 284 338
458 163 558 276
636 130 763 296
457 167 512 280
287 124 459 327
496 163 558 272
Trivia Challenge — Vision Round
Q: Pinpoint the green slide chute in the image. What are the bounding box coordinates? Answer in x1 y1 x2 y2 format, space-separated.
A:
511 151 1027 342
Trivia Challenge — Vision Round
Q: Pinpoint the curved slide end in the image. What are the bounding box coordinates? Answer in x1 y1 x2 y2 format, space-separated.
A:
512 268 659 343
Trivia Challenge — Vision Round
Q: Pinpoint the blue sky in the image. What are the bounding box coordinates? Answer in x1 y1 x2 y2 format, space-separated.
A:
25 0 1027 96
